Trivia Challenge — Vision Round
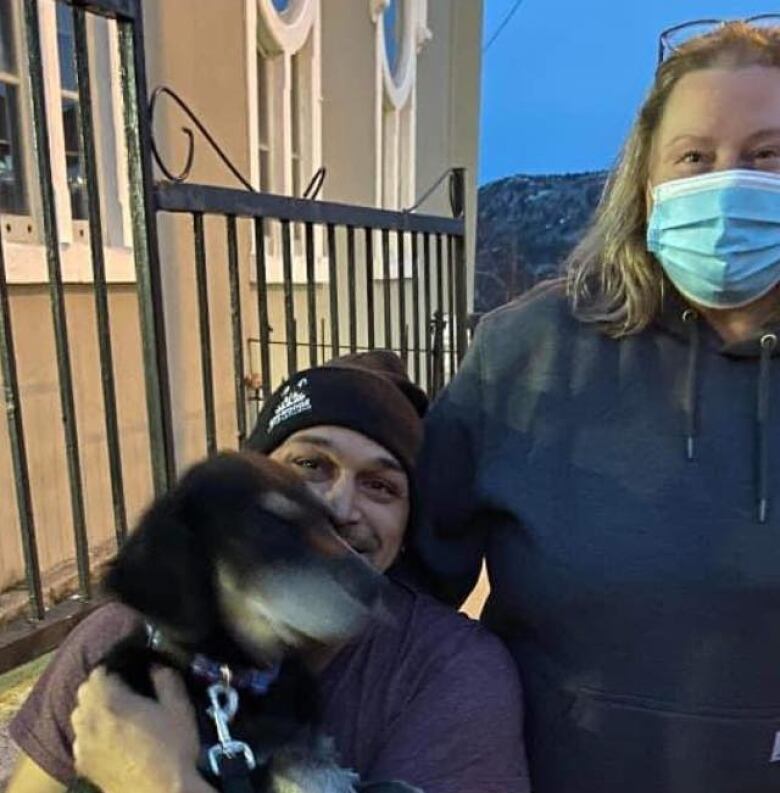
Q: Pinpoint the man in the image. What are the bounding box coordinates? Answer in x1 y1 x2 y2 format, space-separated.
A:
7 352 529 793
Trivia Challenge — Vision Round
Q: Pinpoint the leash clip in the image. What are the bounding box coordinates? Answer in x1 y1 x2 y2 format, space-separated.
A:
205 681 256 777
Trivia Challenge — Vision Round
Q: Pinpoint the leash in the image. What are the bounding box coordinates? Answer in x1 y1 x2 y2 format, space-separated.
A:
205 680 256 793
145 623 281 793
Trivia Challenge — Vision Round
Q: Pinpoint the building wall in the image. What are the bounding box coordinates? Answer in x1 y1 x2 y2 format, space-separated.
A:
0 0 483 611
417 0 482 307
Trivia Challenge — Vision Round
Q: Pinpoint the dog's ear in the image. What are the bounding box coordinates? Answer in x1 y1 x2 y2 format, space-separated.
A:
104 492 216 640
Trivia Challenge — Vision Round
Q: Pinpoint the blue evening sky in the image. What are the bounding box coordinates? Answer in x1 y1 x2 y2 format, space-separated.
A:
479 0 769 184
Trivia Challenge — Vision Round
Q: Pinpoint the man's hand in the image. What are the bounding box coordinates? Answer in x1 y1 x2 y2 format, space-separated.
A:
71 666 214 793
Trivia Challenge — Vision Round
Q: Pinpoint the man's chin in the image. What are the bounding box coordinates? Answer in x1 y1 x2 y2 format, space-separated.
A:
354 549 381 569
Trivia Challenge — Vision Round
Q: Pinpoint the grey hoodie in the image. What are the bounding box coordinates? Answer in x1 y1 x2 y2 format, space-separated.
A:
414 279 780 793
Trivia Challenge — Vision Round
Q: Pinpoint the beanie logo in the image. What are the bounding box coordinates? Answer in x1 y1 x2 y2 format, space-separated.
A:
267 377 311 432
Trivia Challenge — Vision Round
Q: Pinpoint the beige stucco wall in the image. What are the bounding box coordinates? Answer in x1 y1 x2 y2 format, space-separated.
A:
0 286 153 600
417 0 482 309
0 0 482 610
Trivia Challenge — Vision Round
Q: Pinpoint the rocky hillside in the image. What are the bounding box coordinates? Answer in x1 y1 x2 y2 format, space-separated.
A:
475 171 608 313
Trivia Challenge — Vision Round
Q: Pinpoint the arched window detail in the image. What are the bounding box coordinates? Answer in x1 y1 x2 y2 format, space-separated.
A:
255 0 320 198
371 0 429 210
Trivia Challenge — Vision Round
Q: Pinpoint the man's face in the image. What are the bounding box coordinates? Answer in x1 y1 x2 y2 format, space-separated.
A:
270 425 410 572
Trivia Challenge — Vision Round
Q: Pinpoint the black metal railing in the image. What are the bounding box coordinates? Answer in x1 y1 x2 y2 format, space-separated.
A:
0 0 170 669
152 178 467 395
0 0 469 672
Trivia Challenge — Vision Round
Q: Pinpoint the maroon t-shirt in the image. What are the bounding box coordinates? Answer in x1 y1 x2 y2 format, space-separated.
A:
10 582 529 792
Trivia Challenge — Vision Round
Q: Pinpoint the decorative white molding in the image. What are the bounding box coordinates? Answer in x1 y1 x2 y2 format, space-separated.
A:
369 0 391 23
257 0 315 55
3 240 135 284
416 0 431 52
416 22 432 52
380 0 416 109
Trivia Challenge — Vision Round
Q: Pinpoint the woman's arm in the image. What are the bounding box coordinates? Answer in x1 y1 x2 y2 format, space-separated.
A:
412 324 489 606
71 667 214 793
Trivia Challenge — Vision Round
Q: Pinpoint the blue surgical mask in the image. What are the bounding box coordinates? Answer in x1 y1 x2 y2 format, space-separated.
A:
647 169 780 309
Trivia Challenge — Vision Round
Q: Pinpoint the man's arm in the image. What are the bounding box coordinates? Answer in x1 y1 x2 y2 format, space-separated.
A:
8 604 141 786
70 667 214 793
6 754 66 793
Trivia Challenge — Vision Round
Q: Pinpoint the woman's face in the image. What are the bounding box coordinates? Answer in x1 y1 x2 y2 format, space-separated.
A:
648 65 780 189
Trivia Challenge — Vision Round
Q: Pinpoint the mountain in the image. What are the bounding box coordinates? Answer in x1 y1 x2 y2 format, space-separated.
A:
475 171 608 313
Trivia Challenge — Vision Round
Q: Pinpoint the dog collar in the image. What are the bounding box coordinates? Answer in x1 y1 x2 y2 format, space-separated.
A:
145 623 281 696
190 654 281 695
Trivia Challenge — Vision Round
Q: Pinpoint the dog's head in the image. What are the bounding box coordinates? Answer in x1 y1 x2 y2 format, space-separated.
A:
105 451 386 663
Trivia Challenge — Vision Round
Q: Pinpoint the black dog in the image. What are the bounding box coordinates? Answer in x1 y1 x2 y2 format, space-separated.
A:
71 451 421 793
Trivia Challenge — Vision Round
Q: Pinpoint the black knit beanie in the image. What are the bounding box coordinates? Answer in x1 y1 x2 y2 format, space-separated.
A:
246 350 428 479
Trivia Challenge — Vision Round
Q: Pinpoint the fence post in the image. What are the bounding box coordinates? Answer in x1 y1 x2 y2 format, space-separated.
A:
450 167 469 365
118 1 176 492
24 0 91 599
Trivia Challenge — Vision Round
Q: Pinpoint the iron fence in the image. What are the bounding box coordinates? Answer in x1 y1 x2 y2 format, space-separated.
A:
0 0 468 672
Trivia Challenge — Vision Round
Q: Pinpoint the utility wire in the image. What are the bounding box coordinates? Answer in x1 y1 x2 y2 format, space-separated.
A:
482 0 528 54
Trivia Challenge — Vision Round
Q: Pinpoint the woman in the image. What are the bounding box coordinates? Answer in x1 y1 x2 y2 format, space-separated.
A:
414 18 780 793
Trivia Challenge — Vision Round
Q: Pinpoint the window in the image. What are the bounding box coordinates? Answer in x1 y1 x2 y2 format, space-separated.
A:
377 0 420 212
383 0 404 78
0 0 26 215
0 0 133 279
290 50 302 197
256 0 319 203
257 51 272 193
56 2 87 221
254 0 321 279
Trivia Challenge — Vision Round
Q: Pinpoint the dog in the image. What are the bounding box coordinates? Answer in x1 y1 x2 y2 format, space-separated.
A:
71 451 421 793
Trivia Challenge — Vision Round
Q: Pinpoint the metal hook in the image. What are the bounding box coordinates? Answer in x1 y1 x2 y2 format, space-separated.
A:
149 86 255 191
205 682 256 777
302 166 327 200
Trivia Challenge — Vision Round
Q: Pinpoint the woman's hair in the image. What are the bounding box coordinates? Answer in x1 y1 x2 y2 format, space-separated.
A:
566 22 780 336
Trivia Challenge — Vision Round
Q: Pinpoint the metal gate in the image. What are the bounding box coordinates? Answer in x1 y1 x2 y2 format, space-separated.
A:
0 0 468 672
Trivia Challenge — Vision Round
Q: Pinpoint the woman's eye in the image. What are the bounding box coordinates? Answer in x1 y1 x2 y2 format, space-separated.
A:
677 150 705 165
752 148 780 161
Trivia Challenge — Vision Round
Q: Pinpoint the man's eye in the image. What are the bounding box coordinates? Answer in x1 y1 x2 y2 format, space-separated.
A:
291 457 320 471
364 479 398 498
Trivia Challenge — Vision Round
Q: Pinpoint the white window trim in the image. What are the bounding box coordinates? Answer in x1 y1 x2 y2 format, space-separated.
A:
252 0 326 285
1 0 39 245
373 0 427 215
371 0 429 281
3 0 134 285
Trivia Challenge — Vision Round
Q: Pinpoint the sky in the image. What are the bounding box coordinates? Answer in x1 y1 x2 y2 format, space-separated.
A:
479 0 770 184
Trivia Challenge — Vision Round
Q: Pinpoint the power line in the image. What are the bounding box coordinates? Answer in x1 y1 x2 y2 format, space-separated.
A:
482 0 528 54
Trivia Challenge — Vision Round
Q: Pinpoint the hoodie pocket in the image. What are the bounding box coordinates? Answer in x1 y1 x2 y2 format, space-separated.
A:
530 685 780 793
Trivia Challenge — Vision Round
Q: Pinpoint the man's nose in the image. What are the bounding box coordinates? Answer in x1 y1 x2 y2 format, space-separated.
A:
323 475 359 524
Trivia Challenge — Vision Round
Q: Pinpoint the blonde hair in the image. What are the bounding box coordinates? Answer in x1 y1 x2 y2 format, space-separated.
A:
566 22 780 336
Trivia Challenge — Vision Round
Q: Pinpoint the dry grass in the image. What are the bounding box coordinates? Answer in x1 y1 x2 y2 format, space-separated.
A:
0 654 50 721
0 654 51 790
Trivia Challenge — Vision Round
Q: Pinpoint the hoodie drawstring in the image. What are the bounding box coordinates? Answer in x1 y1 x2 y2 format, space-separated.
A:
682 309 700 462
680 311 775 524
758 333 777 524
